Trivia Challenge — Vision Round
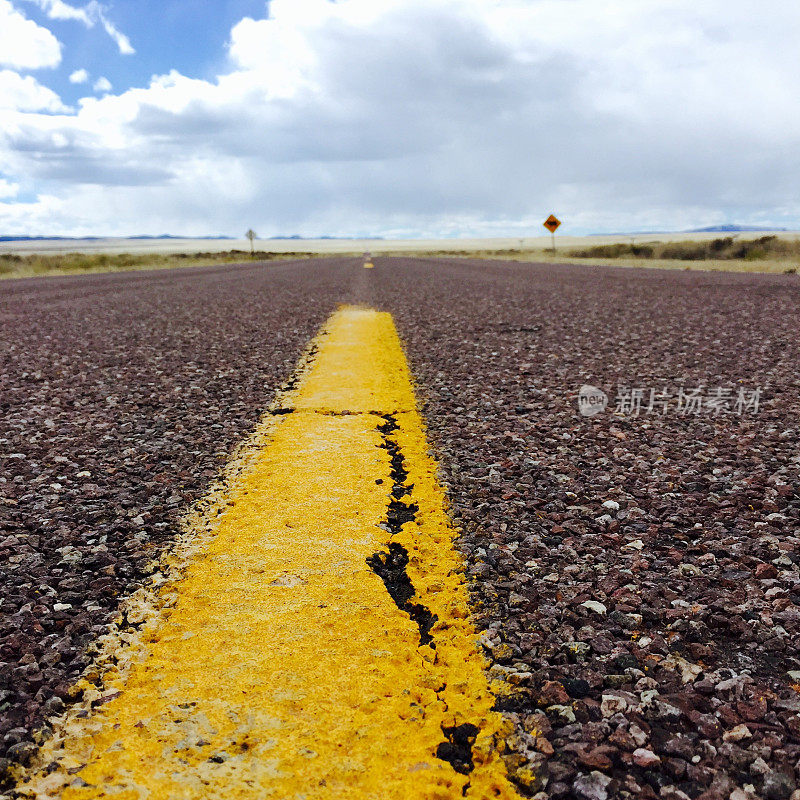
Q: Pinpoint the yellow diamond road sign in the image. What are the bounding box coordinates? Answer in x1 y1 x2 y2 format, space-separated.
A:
543 214 561 233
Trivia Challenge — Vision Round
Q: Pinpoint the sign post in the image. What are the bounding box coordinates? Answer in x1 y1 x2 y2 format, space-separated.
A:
543 214 561 252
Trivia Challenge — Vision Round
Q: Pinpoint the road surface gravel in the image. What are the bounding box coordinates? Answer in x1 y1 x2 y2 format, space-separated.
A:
370 258 800 800
0 259 353 789
2 256 800 800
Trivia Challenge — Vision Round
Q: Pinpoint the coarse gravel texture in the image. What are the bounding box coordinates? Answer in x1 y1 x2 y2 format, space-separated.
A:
366 257 800 800
0 258 354 790
2 256 800 800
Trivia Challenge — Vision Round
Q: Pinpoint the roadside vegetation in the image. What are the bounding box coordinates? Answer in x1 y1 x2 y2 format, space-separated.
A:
4 236 799 278
568 235 799 268
0 250 322 279
399 235 800 274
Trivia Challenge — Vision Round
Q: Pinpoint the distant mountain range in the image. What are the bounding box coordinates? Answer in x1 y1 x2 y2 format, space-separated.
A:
0 235 234 242
0 234 385 242
686 225 789 233
0 227 790 243
589 224 790 236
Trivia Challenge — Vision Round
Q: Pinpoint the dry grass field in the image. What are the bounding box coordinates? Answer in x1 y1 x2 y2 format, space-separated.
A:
1 232 799 278
0 250 322 279
399 233 800 274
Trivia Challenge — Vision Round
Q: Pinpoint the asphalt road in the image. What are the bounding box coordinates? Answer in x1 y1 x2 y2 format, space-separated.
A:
2 257 800 799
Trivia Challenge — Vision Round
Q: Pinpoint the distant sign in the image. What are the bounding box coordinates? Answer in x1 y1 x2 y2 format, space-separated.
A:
543 214 561 233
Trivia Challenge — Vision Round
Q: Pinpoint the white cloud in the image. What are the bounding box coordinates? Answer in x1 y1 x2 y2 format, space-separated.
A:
21 0 134 55
95 4 134 55
0 0 61 69
0 193 67 231
27 0 90 22
69 67 88 83
1 0 800 236
0 178 20 198
0 69 69 111
93 75 111 92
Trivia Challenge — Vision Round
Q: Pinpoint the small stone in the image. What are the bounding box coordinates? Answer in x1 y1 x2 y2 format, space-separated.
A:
508 670 532 686
640 689 659 707
43 696 65 715
662 735 694 760
694 677 715 693
716 676 748 692
512 765 547 793
632 748 660 768
579 746 616 770
624 539 644 550
736 699 767 722
602 500 620 511
562 677 591 698
573 770 612 800
762 770 796 800
600 694 628 717
663 654 703 683
723 724 752 742
688 709 721 738
608 727 637 751
565 642 592 660
491 643 514 661
756 563 779 579
661 788 692 800
539 680 570 705
581 600 607 615
547 704 576 723
53 603 73 612
6 741 38 765
535 737 554 755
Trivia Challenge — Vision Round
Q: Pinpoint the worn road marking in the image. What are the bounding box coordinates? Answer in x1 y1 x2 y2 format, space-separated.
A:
18 307 520 799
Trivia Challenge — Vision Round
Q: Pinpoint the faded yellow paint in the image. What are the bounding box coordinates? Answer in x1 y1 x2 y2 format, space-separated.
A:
17 307 519 800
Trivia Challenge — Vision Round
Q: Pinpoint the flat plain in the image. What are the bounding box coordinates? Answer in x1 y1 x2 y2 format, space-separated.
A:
2 232 799 280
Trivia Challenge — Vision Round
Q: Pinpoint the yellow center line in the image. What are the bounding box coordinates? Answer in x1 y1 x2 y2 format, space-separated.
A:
17 306 521 800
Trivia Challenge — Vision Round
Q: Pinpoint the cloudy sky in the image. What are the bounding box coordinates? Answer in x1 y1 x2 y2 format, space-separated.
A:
1 0 798 238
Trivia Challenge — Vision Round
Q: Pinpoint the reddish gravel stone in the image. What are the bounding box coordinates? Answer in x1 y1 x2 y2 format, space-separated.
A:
632 748 661 768
540 680 571 706
367 257 800 799
756 563 780 579
0 258 354 788
3 256 800 799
